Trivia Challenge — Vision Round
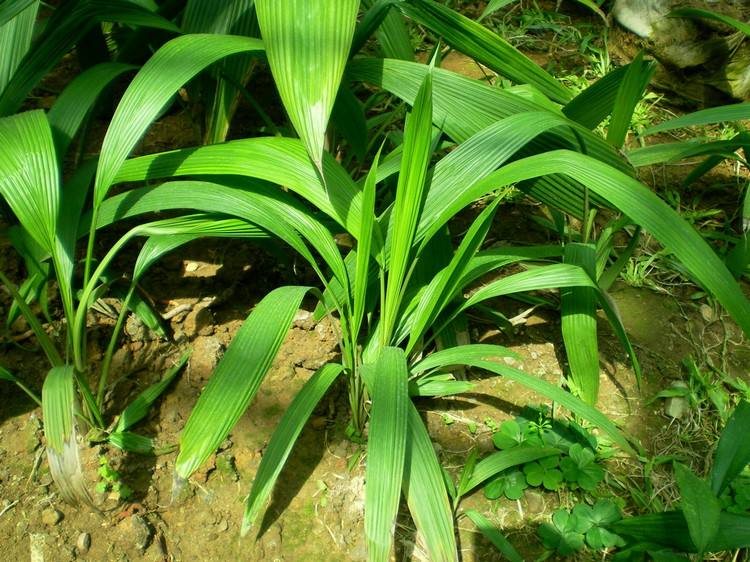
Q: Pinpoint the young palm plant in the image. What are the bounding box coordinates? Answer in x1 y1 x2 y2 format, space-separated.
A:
2 1 750 560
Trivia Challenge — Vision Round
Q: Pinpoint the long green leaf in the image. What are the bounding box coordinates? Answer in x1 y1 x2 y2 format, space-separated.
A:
382 69 433 344
462 447 559 494
42 366 94 506
613 511 750 552
644 103 750 136
0 364 41 406
403 402 458 562
182 0 259 143
47 62 136 157
359 0 413 60
175 286 313 479
113 137 363 240
606 51 654 148
364 347 409 562
0 0 179 116
95 34 264 207
561 243 600 405
444 150 750 337
710 400 750 495
670 7 750 37
674 462 720 554
0 0 38 94
256 0 359 169
413 345 637 455
242 363 343 535
0 0 36 27
398 0 571 103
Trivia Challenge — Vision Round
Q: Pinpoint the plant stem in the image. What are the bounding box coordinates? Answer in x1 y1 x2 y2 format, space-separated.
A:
0 270 63 367
97 283 136 409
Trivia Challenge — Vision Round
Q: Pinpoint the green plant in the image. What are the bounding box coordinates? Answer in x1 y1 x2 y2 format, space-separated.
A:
2 2 750 561
96 456 132 501
539 500 626 556
482 410 605 501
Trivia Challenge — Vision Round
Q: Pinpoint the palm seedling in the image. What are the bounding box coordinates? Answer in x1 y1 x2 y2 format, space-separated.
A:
1 1 750 560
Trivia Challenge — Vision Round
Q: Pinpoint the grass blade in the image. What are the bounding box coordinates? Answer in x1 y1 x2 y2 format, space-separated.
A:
364 347 409 561
670 7 750 37
464 509 525 562
710 400 750 495
175 286 313 480
0 364 41 406
256 0 360 170
242 363 343 535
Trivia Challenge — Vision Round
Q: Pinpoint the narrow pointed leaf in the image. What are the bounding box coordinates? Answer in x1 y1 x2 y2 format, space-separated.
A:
48 62 136 157
606 51 654 148
242 363 343 535
0 364 41 406
256 0 360 168
364 347 409 562
644 103 750 136
383 70 433 344
108 431 155 455
463 447 559 494
0 0 38 93
95 34 265 207
441 150 750 337
176 286 313 479
116 351 190 433
674 462 720 554
670 7 750 37
398 0 571 103
710 400 750 495
561 243 600 404
0 0 179 116
413 345 637 455
403 403 458 562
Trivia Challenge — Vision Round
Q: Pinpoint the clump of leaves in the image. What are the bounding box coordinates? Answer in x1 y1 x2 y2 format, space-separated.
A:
539 500 625 556
483 409 605 500
96 456 132 501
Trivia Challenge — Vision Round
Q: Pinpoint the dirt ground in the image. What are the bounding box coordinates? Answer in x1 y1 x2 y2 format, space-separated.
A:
2 4 750 561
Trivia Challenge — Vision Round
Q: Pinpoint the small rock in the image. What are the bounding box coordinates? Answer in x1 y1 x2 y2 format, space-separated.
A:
184 261 200 272
699 304 717 323
530 351 540 360
293 309 314 329
76 532 91 554
525 490 546 514
664 381 690 419
189 337 224 380
41 508 63 526
120 515 153 552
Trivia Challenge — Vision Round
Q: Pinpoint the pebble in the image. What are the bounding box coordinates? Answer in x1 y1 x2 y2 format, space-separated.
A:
76 532 91 554
664 381 689 419
41 508 63 526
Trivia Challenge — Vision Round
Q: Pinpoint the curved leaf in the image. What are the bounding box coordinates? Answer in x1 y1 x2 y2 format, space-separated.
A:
242 363 343 535
175 286 314 479
95 34 264 206
256 0 359 169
